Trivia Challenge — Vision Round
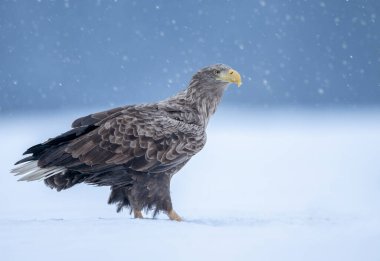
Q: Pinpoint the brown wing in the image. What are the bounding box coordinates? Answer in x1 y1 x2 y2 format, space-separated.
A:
65 107 206 174
71 106 129 128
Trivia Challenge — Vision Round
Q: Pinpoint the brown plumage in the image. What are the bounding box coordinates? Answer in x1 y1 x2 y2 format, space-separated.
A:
12 64 242 221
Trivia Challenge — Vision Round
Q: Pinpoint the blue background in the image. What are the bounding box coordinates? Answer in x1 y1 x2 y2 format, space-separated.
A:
0 0 379 113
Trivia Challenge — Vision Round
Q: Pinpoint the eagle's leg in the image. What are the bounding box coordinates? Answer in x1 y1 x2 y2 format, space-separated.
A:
167 209 182 221
133 209 143 219
124 173 183 221
108 185 141 220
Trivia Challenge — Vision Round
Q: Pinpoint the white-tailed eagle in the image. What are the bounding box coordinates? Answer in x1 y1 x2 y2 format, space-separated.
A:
12 64 242 221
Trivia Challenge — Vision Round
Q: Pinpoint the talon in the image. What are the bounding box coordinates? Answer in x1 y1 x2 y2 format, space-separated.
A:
167 210 182 222
134 209 143 219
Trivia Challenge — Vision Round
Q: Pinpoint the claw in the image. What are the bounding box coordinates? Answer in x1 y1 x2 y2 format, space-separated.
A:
167 209 182 221
134 209 143 219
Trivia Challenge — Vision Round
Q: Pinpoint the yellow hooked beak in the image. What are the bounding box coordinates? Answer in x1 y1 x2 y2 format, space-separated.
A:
219 68 242 87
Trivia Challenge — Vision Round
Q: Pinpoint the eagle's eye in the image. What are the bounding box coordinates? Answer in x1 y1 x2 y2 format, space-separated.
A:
213 69 221 75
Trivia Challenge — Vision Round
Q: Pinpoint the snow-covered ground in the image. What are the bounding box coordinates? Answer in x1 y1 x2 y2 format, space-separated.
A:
1 108 380 260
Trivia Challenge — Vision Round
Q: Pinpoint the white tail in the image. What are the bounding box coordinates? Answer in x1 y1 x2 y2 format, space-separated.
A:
11 161 66 181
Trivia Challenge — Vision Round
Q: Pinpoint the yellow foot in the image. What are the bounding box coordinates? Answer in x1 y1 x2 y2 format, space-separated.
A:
167 210 182 222
134 210 143 219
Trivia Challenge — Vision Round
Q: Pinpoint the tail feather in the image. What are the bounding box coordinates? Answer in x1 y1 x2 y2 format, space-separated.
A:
12 123 99 189
11 161 38 175
14 155 36 165
11 161 66 181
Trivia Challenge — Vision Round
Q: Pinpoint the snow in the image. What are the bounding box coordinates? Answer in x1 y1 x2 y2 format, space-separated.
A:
1 108 380 260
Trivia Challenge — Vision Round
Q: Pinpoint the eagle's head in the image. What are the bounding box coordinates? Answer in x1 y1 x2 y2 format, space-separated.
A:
185 64 242 122
192 64 242 88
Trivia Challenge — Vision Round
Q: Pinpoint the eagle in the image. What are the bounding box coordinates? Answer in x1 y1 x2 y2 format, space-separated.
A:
12 64 242 221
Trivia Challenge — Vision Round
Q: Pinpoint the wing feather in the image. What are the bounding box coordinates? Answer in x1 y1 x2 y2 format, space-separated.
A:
71 106 128 128
65 106 206 174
